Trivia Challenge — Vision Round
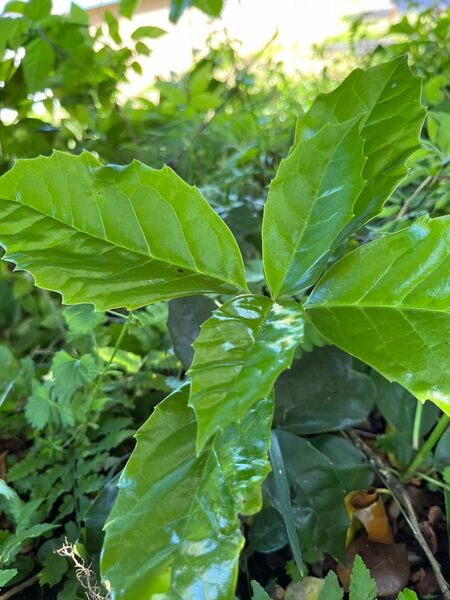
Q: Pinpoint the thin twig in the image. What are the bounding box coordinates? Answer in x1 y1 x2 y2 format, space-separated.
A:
395 175 432 221
345 429 450 599
0 574 39 600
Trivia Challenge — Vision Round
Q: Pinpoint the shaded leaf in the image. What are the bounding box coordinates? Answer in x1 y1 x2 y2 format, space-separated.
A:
311 435 373 493
434 427 450 473
248 506 288 554
39 551 68 587
102 386 272 599
274 346 375 434
265 430 348 562
263 118 365 297
189 295 304 451
52 351 100 400
168 295 216 368
251 581 271 600
25 384 50 430
0 152 247 310
0 569 17 587
306 216 450 413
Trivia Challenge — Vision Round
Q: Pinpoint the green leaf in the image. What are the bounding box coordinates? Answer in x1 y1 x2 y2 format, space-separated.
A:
434 427 450 473
397 590 419 600
119 0 139 18
349 555 377 600
101 385 272 599
0 569 17 587
296 57 425 236
0 523 55 564
269 430 304 577
188 294 304 451
52 351 100 400
22 37 55 92
0 152 247 309
274 346 375 434
169 0 223 23
131 26 167 40
265 430 348 562
318 571 343 600
39 552 68 587
262 118 365 297
23 0 51 20
63 304 105 335
311 435 373 493
25 384 50 429
251 580 271 600
305 216 450 414
168 295 215 368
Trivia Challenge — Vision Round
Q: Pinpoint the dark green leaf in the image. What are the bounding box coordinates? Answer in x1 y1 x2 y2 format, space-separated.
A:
265 430 348 561
0 152 247 309
434 427 450 473
274 346 375 434
263 118 365 297
248 506 288 554
189 295 304 451
269 430 304 576
311 435 373 493
168 295 215 368
251 581 271 600
306 216 450 414
102 386 272 599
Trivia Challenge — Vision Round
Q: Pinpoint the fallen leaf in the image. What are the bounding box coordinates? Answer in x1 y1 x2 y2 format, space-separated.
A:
346 489 394 544
337 535 410 597
284 577 325 600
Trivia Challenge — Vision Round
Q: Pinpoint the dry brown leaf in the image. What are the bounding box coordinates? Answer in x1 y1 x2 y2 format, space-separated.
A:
346 489 394 544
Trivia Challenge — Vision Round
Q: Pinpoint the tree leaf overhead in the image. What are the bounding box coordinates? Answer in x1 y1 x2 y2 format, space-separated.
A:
188 295 304 452
101 385 272 600
0 151 247 310
296 56 426 235
262 118 366 298
305 216 450 413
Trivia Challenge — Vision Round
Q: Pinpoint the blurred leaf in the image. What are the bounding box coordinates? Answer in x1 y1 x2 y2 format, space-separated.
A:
434 427 450 473
169 0 224 23
22 38 55 92
39 551 68 587
251 581 271 600
319 571 343 600
25 383 50 430
119 0 140 19
349 555 376 600
63 304 105 336
0 569 17 587
131 26 167 40
248 506 288 554
52 351 100 400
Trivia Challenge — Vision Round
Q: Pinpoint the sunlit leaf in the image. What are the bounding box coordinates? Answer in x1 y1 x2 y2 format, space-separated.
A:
296 56 425 235
262 118 365 297
188 295 304 451
306 216 450 413
102 385 272 599
0 152 247 309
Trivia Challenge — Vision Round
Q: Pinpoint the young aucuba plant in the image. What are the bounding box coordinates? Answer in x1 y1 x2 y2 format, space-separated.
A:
0 57 448 599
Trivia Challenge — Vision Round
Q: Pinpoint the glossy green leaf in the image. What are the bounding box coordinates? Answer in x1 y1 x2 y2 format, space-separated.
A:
306 216 450 413
262 118 365 297
265 430 348 562
102 385 272 600
188 295 304 451
274 346 375 434
296 56 425 235
0 151 247 310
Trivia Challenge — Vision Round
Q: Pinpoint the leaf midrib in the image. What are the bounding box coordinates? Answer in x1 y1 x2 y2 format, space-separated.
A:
1 196 242 290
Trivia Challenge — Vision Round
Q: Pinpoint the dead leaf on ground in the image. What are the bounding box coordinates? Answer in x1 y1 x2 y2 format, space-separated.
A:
337 535 410 597
346 489 394 544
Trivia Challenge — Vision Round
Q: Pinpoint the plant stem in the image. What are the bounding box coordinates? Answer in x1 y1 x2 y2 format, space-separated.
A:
402 414 450 483
412 400 423 450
